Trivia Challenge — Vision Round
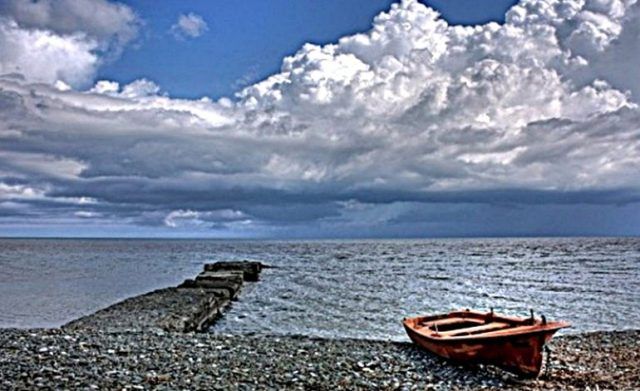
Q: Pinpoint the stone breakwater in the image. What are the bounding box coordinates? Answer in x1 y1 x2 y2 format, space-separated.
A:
64 261 265 334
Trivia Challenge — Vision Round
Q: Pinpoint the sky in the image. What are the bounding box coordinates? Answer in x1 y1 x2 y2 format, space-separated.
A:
96 0 520 99
0 0 639 238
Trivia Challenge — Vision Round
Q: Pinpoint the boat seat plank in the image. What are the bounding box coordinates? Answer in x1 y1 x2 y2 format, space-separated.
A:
421 317 483 328
437 322 511 337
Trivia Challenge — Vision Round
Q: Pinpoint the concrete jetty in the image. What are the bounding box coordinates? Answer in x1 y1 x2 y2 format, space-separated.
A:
64 261 264 333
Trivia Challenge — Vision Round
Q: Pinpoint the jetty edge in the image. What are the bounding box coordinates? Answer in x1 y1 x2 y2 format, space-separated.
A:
64 260 266 334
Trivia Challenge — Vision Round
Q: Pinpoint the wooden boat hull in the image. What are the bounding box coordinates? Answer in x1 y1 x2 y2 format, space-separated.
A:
403 310 569 377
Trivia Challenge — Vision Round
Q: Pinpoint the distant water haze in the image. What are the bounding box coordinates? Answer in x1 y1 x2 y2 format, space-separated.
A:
0 238 638 341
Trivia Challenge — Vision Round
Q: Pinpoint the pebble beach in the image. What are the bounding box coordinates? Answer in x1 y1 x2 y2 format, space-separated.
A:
0 328 638 390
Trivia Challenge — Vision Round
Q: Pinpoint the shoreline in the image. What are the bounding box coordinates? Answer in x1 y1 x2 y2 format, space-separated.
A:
1 328 638 390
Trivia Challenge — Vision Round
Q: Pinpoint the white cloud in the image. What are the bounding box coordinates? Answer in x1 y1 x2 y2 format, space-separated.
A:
74 210 101 218
90 80 120 95
87 78 162 98
0 0 139 88
164 209 247 228
0 18 100 87
120 79 161 98
1 0 640 235
171 12 208 40
0 182 45 200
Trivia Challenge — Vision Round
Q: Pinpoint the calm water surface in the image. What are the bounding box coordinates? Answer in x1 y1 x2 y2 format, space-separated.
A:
0 238 638 341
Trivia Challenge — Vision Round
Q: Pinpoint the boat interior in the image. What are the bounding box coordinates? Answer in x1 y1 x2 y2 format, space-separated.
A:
406 309 550 339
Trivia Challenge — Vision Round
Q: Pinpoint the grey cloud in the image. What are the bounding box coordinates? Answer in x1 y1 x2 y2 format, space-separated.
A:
0 0 139 46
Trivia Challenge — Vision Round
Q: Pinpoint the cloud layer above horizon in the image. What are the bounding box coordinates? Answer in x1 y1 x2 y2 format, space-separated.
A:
1 0 639 237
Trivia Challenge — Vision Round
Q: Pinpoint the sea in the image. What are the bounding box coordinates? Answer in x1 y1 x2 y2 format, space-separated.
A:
0 237 638 341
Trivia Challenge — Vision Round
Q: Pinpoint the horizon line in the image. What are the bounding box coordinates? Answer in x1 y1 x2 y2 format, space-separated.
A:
1 234 638 241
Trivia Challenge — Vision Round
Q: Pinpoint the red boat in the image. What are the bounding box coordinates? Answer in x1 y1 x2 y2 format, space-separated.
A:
402 309 570 376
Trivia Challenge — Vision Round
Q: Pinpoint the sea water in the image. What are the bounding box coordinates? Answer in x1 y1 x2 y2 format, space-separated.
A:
0 238 638 341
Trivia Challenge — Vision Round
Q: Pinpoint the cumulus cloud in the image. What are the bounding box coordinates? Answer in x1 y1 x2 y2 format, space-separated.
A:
0 0 139 87
170 13 208 40
1 0 640 237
